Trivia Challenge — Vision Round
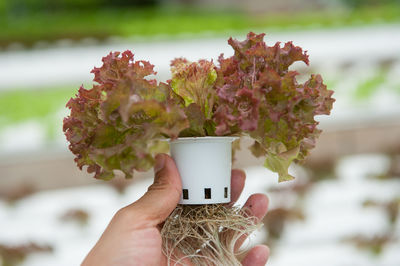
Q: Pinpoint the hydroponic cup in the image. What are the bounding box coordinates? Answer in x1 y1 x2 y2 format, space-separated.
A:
170 137 238 205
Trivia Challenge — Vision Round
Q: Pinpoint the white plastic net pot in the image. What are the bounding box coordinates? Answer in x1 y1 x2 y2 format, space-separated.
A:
169 137 237 205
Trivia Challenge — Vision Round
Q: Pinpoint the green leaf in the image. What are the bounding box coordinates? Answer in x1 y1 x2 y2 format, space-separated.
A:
264 147 299 182
170 59 217 119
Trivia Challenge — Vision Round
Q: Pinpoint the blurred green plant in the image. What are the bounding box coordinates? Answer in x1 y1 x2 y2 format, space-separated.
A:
0 184 35 205
0 87 74 127
371 152 400 180
342 234 395 255
342 0 400 9
263 207 305 246
363 198 400 226
0 242 53 266
60 208 90 227
2 0 159 14
0 87 75 140
394 83 400 94
0 4 399 48
354 69 388 100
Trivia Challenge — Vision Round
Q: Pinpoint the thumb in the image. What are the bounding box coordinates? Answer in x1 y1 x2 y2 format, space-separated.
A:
125 154 182 227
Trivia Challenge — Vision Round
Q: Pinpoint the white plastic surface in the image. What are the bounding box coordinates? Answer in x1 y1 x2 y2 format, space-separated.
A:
170 137 237 204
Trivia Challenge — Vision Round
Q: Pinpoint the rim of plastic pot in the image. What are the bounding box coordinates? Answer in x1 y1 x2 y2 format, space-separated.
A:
168 136 239 143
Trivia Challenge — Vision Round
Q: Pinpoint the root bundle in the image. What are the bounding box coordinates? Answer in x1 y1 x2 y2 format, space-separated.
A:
161 204 260 266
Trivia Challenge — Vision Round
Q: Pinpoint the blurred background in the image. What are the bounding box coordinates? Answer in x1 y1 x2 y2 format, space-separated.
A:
1 0 400 265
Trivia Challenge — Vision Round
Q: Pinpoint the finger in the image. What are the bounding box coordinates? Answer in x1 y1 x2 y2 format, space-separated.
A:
228 169 246 207
235 193 269 251
123 154 182 228
241 245 269 266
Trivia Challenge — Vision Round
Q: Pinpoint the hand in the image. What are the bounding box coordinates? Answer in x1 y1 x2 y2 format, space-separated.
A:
82 154 269 266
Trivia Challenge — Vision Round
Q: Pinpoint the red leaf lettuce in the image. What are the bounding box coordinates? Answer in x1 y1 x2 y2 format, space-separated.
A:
64 33 334 182
63 51 188 180
213 33 334 181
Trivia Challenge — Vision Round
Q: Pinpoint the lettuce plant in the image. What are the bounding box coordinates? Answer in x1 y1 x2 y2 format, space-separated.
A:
64 32 334 182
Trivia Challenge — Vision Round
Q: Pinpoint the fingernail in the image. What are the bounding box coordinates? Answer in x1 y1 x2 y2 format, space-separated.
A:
154 154 165 173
